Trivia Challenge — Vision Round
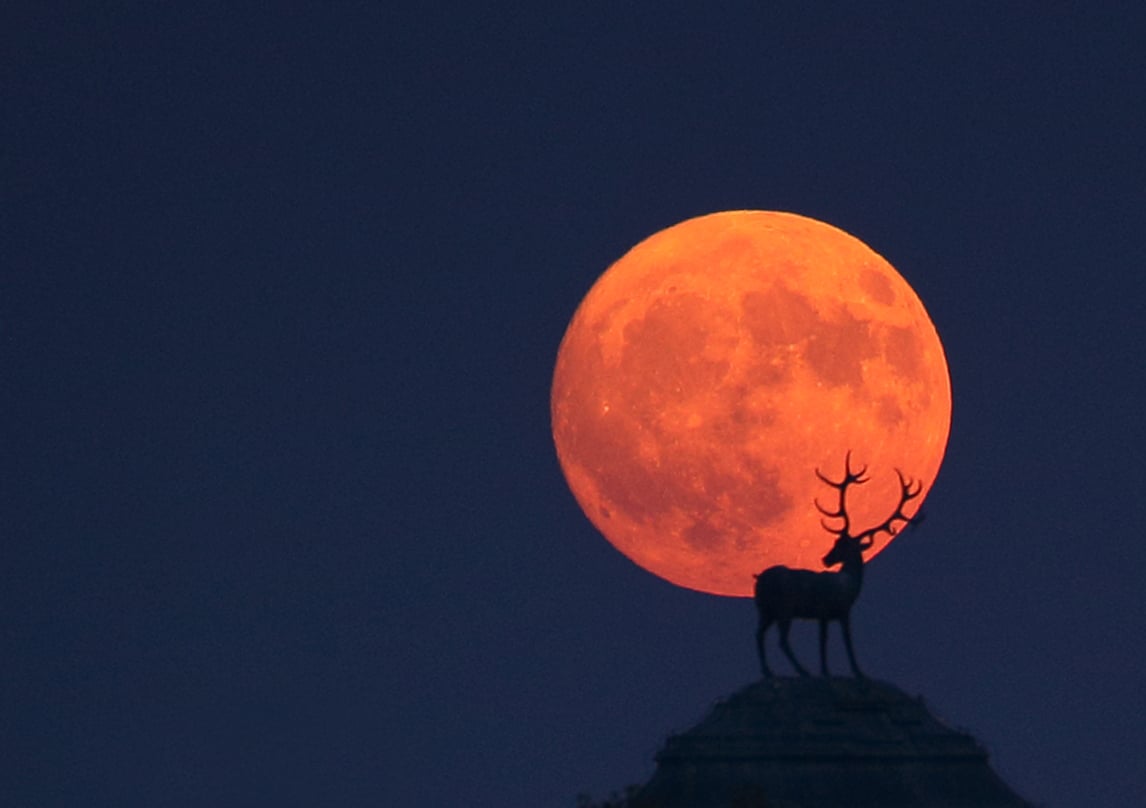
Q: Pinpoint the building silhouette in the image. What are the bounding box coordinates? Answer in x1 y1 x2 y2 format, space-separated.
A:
600 678 1032 808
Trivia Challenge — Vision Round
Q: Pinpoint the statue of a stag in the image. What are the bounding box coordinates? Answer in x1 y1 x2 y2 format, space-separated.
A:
754 452 921 678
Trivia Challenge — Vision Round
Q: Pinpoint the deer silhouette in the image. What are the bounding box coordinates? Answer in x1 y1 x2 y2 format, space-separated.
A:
754 452 921 678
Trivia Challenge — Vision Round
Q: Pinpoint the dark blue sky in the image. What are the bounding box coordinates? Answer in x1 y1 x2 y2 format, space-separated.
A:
4 4 1144 806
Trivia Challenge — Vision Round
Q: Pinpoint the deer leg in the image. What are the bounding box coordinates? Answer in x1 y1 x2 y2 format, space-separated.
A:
778 619 810 677
756 619 773 678
819 619 831 677
840 614 864 678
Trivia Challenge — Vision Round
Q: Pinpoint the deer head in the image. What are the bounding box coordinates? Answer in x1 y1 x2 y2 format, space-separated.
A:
815 451 922 570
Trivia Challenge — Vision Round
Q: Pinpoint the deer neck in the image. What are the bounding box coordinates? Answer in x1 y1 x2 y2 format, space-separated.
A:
835 554 865 596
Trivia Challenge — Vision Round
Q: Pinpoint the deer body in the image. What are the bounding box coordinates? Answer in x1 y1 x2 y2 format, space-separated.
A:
755 560 863 621
754 453 920 679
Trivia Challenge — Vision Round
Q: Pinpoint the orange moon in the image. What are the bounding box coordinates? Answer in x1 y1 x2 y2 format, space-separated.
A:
551 211 951 597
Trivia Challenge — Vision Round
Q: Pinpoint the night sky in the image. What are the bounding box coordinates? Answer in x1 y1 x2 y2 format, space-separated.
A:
5 4 1145 806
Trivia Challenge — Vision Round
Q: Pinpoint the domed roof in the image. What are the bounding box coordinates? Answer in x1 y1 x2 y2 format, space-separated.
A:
630 678 1031 807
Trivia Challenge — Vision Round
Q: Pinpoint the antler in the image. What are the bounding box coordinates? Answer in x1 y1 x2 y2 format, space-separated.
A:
814 450 869 538
852 469 923 549
815 452 923 549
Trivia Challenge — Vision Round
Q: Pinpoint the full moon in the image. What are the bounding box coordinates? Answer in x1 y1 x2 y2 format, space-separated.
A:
551 211 951 597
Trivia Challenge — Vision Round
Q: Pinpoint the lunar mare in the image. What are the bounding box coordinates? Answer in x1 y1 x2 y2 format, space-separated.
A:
551 211 951 597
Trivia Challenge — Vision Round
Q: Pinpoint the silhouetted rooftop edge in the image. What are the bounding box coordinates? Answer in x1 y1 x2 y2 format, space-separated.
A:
621 677 1034 808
